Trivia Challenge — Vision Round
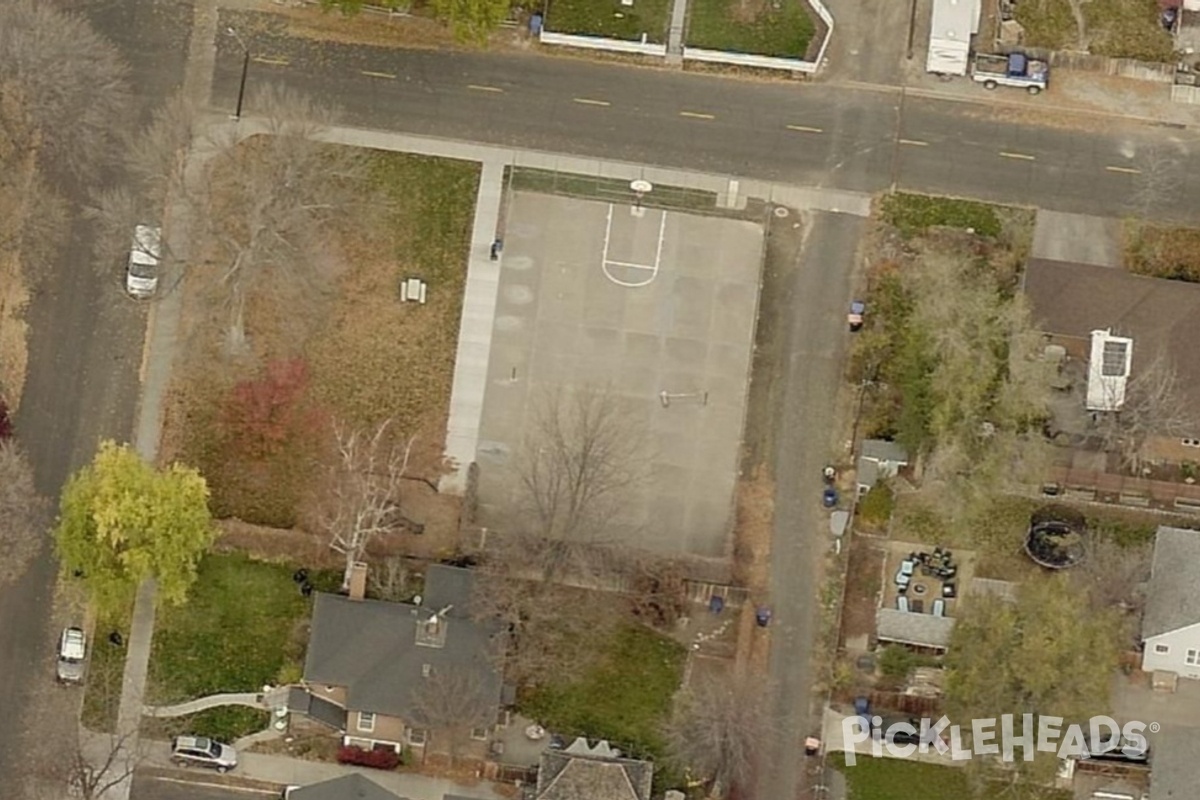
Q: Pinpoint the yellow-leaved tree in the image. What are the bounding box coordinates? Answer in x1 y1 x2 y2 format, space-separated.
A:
55 440 214 616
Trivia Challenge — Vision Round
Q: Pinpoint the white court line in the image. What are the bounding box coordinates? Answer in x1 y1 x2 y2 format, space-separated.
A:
604 259 657 271
601 206 667 288
602 203 614 269
654 208 667 272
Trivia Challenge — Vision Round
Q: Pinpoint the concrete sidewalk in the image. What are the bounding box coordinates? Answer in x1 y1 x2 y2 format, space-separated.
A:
440 159 507 494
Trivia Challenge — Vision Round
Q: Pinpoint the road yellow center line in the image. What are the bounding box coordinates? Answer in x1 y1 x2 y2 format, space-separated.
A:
999 151 1036 161
1105 165 1142 174
468 84 504 93
573 97 611 106
252 56 289 66
898 138 929 146
679 111 715 120
361 70 397 79
787 124 823 133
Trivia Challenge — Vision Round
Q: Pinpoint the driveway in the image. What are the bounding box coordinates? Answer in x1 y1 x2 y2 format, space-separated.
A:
1110 673 1200 730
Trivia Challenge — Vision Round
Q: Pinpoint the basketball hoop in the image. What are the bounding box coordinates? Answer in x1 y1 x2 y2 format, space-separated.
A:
630 179 653 208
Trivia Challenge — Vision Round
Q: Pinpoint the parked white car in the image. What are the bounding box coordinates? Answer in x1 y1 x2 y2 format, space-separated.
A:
56 627 86 683
125 224 161 298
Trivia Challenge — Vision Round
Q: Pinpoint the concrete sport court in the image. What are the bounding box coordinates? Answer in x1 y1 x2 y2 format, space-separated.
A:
472 191 764 558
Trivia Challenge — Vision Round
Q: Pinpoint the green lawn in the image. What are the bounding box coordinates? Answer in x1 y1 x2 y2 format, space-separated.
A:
832 754 1071 800
147 552 340 741
878 192 1012 238
82 605 134 733
685 0 815 57
545 0 672 43
519 624 685 758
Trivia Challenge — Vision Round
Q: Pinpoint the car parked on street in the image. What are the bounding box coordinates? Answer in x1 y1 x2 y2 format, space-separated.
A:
170 735 238 773
55 627 86 683
125 224 162 299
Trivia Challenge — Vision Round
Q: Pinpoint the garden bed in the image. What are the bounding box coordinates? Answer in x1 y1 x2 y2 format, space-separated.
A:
1125 220 1200 283
543 0 672 42
685 0 816 58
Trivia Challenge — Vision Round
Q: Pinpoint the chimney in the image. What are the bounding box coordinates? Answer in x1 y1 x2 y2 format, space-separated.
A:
348 562 368 601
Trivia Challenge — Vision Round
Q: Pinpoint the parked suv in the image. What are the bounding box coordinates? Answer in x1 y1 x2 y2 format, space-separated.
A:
55 627 87 683
170 736 238 773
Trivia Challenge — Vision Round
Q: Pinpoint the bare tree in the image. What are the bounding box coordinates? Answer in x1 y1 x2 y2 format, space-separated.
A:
323 419 414 590
0 0 132 182
1070 536 1152 616
192 85 373 349
32 728 140 800
1090 355 1197 470
407 666 496 761
367 555 417 602
510 385 647 582
470 566 620 685
0 440 46 584
663 670 773 796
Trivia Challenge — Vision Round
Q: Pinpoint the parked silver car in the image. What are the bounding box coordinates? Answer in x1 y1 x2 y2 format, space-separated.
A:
171 736 238 773
56 627 87 683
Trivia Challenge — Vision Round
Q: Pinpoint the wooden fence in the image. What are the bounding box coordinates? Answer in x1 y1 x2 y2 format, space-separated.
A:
996 45 1176 83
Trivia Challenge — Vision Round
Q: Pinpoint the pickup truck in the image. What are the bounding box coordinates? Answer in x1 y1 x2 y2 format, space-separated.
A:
971 52 1049 95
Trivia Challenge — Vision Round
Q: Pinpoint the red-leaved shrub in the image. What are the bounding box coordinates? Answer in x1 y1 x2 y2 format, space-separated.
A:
221 359 319 460
337 744 401 770
0 399 11 440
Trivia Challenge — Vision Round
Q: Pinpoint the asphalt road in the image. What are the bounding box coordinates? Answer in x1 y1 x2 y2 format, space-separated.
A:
132 771 281 800
0 0 193 785
215 10 1200 220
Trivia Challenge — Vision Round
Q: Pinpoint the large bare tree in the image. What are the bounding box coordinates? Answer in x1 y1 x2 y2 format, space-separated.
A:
0 439 45 584
30 726 140 800
0 0 132 183
663 670 773 796
323 419 414 590
407 666 497 761
508 385 647 581
107 84 379 349
1090 355 1197 470
194 85 374 349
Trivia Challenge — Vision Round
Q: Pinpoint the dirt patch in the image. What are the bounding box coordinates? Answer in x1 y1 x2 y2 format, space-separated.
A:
841 539 883 643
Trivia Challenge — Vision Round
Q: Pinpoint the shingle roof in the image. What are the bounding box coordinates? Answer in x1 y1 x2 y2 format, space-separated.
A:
1142 526 1200 639
875 608 956 649
862 439 910 464
535 741 654 800
288 774 406 800
1023 258 1200 394
303 566 504 719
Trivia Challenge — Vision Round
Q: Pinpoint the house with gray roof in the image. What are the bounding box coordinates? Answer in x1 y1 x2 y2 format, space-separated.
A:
856 439 910 495
295 564 506 759
534 738 653 800
874 608 955 652
286 774 407 800
1141 526 1200 680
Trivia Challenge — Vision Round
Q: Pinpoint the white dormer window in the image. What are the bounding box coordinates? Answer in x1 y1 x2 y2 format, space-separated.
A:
358 711 376 733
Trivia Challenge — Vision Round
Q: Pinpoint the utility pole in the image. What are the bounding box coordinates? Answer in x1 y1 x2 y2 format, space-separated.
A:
227 27 250 121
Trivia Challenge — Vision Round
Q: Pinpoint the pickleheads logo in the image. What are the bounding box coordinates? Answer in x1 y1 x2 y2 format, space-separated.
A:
839 714 1154 765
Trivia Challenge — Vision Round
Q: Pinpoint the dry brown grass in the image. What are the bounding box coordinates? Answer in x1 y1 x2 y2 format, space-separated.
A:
163 145 478 548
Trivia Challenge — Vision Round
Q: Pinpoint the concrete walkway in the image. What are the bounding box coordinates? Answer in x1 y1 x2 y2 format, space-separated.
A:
441 159 507 494
666 0 689 64
143 692 265 718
